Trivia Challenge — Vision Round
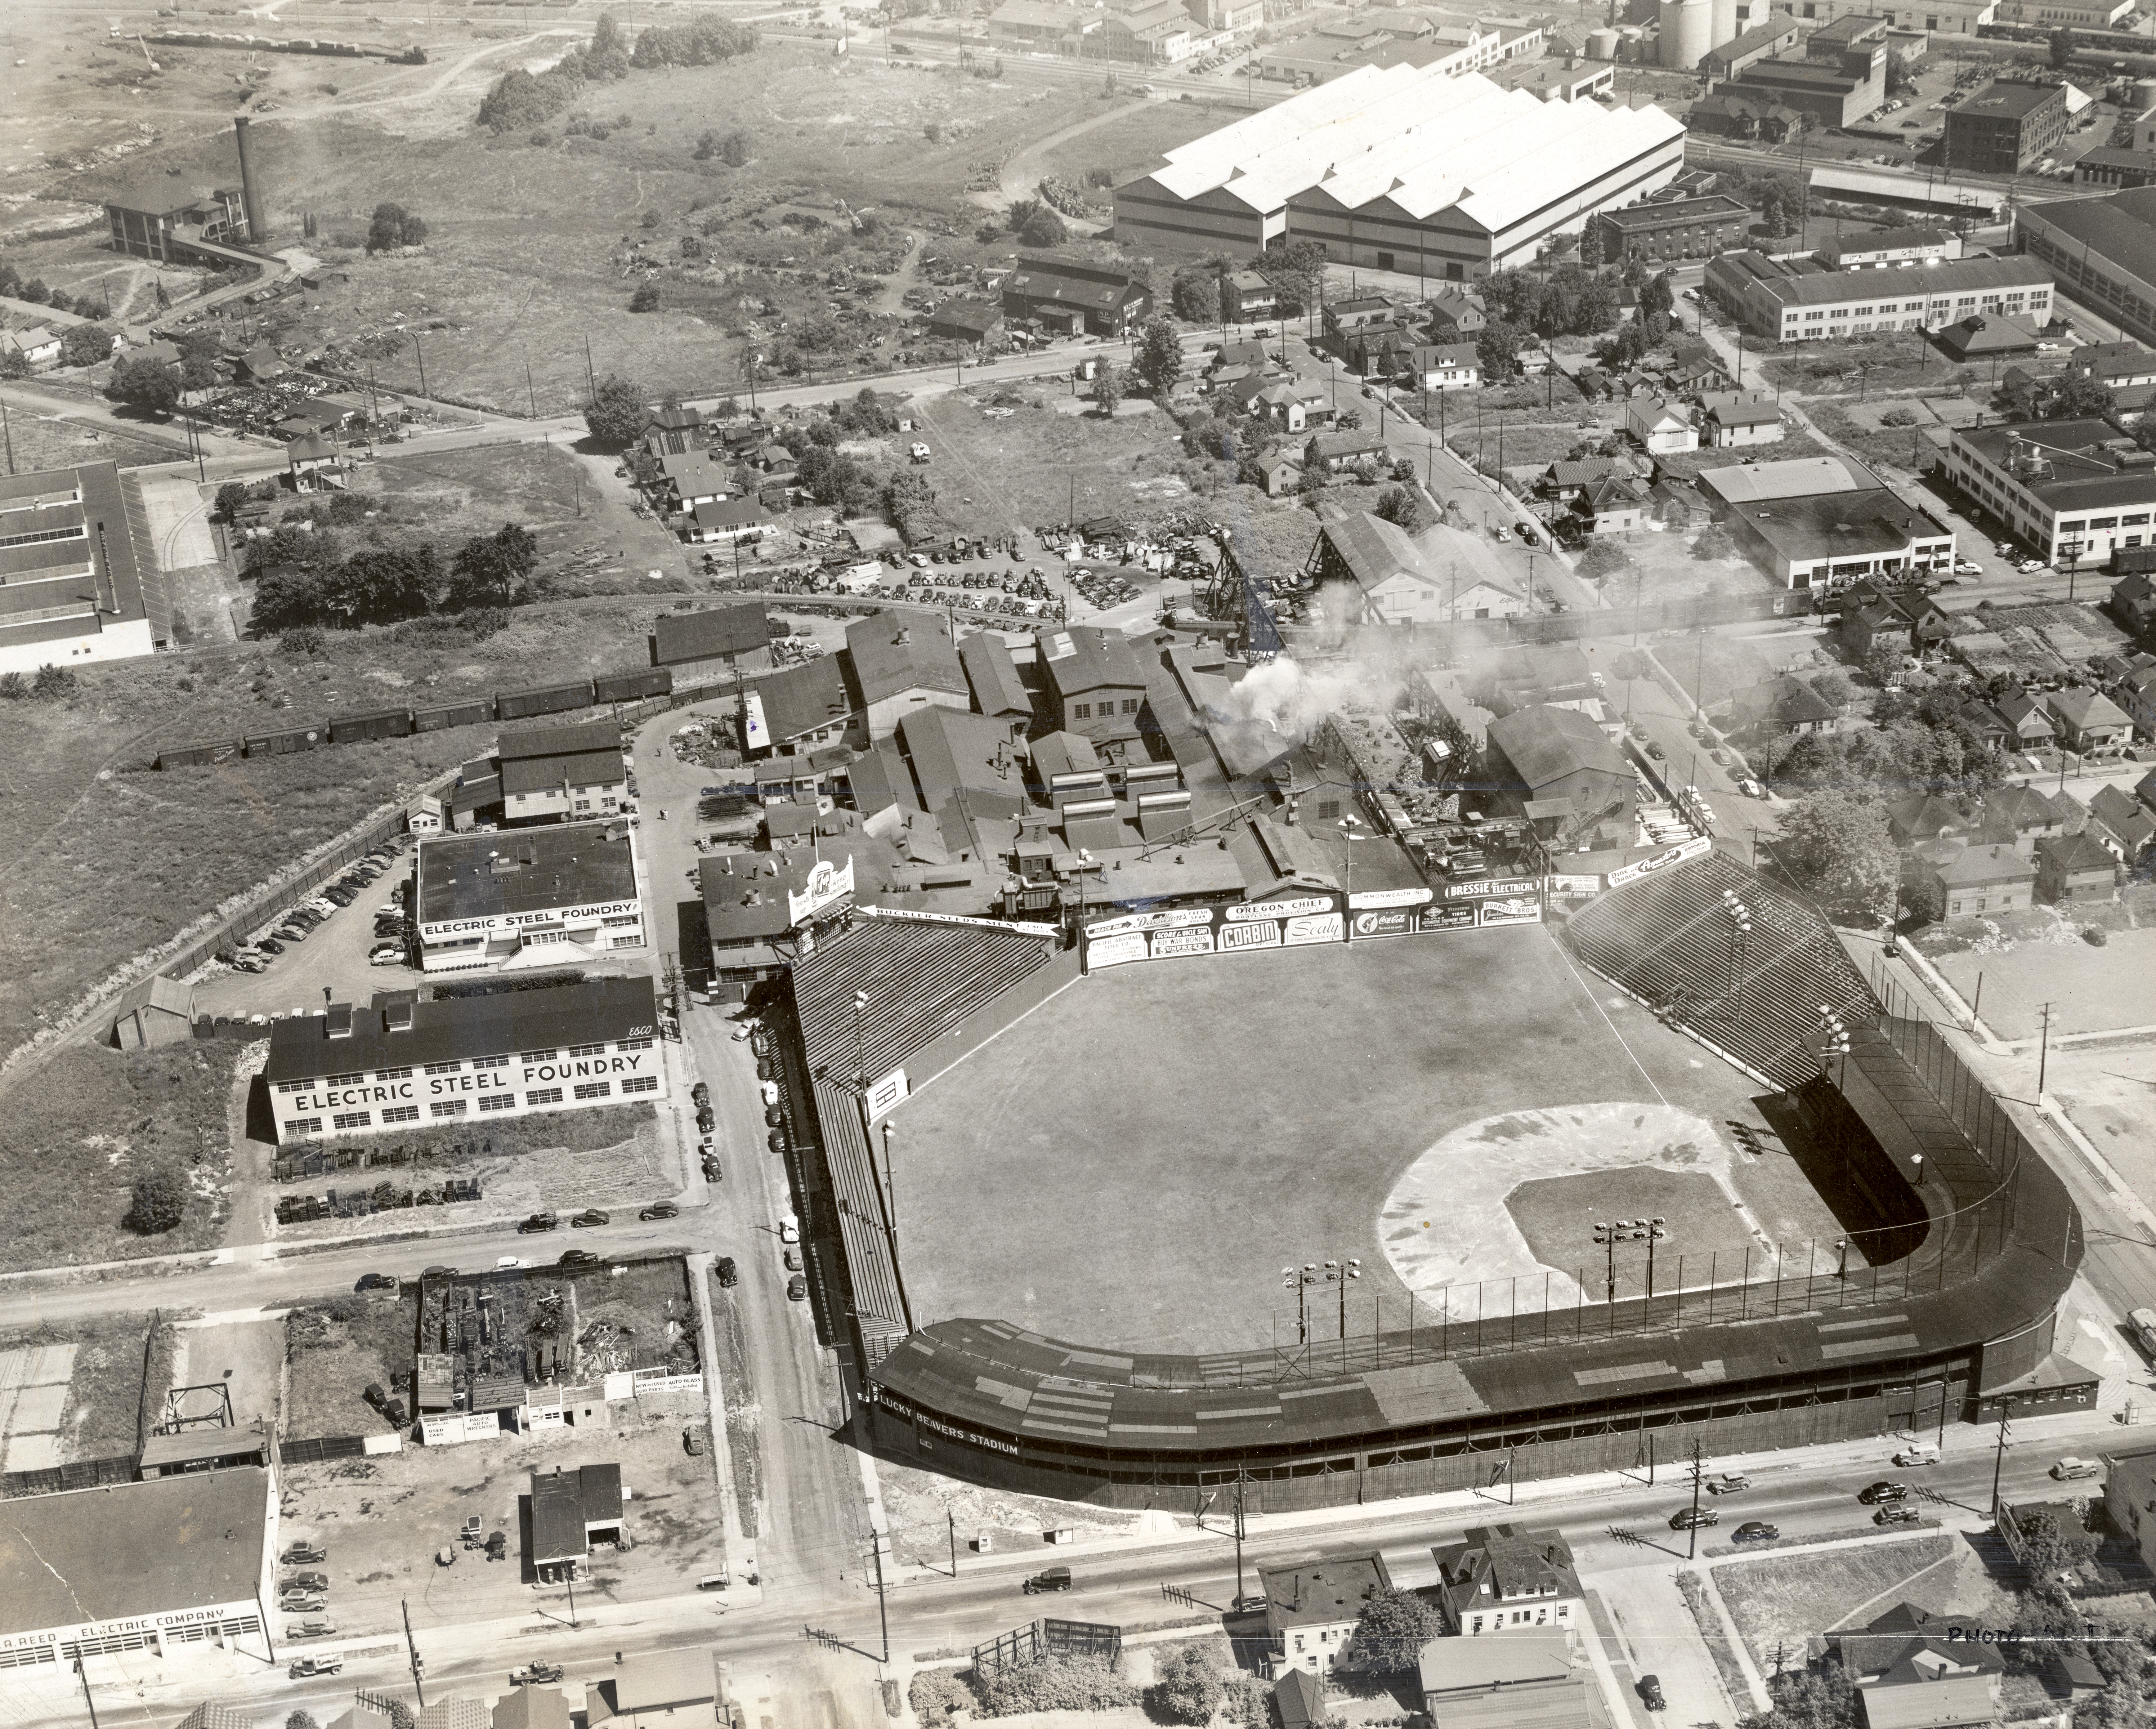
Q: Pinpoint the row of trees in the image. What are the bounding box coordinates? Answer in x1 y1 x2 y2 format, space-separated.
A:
478 10 756 130
249 522 538 633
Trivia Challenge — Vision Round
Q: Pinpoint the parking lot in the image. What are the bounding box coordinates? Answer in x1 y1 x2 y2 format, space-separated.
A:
192 839 420 1027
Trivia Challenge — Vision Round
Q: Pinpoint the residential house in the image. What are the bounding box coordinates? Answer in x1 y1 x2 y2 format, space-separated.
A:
1847 1636 2003 1729
1417 1635 1589 1729
1321 295 1396 342
492 1689 571 1729
1842 590 1950 661
0 326 61 369
2045 686 2133 753
585 1648 720 1729
2112 570 2156 635
1256 1552 1391 1677
1737 674 1839 735
2063 341 2156 388
2035 830 2118 900
688 498 774 545
1667 338 1728 393
287 432 340 493
1253 447 1303 497
1252 380 1331 432
2088 782 2156 864
1992 689 2058 750
1224 270 1277 320
1424 288 1487 339
1981 782 2068 853
1627 397 1697 456
234 343 286 384
1403 343 1480 392
1959 699 2013 750
657 448 732 510
1430 1524 1584 1637
640 403 702 457
2116 661 2156 735
1571 476 1649 535
1921 843 2037 917
1036 624 1149 759
1701 393 1784 447
1209 339 1270 377
1540 457 1639 504
1886 792 1972 853
1308 428 1390 474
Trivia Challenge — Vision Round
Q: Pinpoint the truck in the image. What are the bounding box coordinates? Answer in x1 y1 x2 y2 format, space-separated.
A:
1022 1566 1073 1594
511 1665 565 1686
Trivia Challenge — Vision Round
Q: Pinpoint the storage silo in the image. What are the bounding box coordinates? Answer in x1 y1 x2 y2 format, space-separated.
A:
1658 0 1711 71
2134 74 2156 115
1586 24 1620 57
1710 0 1738 50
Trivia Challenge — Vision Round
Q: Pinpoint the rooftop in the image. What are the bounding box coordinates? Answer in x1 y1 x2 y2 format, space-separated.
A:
1722 488 1949 568
496 719 623 763
0 1468 269 1636
1954 419 2156 513
757 654 856 745
1950 78 2068 120
417 820 636 930
1758 254 2051 310
1258 1551 1392 1634
846 612 968 707
1037 623 1148 697
261 977 658 1087
1697 454 1888 504
1597 195 1751 231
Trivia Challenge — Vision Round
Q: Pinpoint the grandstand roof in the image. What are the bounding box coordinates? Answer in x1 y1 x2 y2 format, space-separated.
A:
1135 67 1683 236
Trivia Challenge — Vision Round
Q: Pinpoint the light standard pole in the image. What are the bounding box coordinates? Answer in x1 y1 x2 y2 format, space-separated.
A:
1991 1393 2016 1520
1324 1258 1361 1368
1282 1263 1318 1344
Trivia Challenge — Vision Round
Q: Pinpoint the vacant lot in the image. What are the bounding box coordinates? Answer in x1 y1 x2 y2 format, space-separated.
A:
908 391 1193 537
0 1313 173 1467
1 1039 250 1268
1716 1534 1955 1663
886 929 1768 1355
283 1290 416 1441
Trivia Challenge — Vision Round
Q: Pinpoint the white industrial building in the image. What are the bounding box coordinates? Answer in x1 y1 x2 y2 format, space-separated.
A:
0 461 164 676
414 819 646 974
264 977 667 1143
1113 66 1686 276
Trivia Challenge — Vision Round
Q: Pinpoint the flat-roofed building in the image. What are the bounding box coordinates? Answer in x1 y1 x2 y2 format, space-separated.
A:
1113 64 1684 277
1418 1633 1588 1729
1945 78 2072 174
103 182 250 263
2019 189 2156 349
0 1467 274 1666
1701 10 1802 78
1700 454 1954 587
1947 417 2156 567
1587 194 1751 264
0 460 165 675
262 977 666 1143
1258 1552 1391 1677
1707 249 2054 340
415 818 643 973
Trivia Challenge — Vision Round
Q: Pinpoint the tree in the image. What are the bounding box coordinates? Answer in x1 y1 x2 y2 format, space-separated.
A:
1374 484 1428 531
1578 539 1628 580
1019 205 1067 248
215 481 252 521
2052 374 2116 419
387 1705 417 1729
2049 24 2074 68
58 323 112 368
1575 276 1621 334
583 371 648 447
907 1670 974 1723
1772 791 1898 913
629 282 661 312
1812 669 1855 709
1131 314 1183 398
1350 1586 1445 1672
1691 524 1736 561
366 202 427 252
126 1165 187 1234
288 1713 323 1729
1171 268 1224 323
1145 1640 1228 1725
974 1653 1136 1716
1476 317 1522 383
32 664 77 698
447 523 537 610
1092 363 1125 417
107 355 180 414
1578 223 1603 270
1885 48 1916 94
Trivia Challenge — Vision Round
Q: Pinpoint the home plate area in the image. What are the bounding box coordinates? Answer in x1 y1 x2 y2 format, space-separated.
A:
1380 1102 1775 1323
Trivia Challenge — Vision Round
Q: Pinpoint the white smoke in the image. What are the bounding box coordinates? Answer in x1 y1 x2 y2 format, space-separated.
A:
1220 657 1402 745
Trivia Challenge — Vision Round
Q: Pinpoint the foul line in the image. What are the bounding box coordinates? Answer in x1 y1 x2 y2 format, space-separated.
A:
1544 928 1671 1111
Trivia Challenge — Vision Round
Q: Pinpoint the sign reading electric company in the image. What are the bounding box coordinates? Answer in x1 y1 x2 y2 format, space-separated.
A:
286 1032 657 1114
1082 894 1346 969
419 898 641 941
0 1601 252 1657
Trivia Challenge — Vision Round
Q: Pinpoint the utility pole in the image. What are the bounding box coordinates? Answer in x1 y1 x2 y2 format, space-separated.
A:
1233 1476 1248 1605
1991 1394 2015 1520
584 334 599 405
413 332 428 401
871 1530 891 1665
1 394 14 474
2037 1002 2054 1101
526 359 538 419
75 1658 101 1729
948 1509 958 1580
1686 1438 1705 1561
402 1597 427 1708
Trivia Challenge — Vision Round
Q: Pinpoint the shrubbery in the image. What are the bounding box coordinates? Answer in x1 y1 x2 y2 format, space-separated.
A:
972 1653 1136 1717
126 1165 188 1235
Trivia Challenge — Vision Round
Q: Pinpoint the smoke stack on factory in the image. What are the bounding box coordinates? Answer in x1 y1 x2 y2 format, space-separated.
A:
100 115 269 264
233 115 267 244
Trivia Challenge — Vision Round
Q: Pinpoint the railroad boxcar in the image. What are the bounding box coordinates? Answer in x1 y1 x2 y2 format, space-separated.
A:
155 740 243 769
494 679 595 719
328 707 415 744
592 667 674 704
413 698 496 733
244 723 326 757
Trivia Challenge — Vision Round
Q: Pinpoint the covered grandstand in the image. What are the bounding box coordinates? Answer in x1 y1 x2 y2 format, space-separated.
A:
781 862 2093 1511
1112 66 1686 274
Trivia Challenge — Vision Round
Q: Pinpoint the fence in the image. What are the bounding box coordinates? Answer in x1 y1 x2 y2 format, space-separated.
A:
281 1435 368 1465
972 1619 1123 1671
0 1455 134 1499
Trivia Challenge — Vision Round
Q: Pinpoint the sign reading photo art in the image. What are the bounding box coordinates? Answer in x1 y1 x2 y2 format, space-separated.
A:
1082 895 1346 969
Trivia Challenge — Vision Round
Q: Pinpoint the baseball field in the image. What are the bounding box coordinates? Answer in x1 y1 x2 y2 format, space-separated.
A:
885 924 1857 1356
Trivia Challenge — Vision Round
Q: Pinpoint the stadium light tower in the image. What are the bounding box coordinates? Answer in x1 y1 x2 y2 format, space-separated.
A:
1817 1005 1851 1086
852 989 869 1088
1720 890 1753 1025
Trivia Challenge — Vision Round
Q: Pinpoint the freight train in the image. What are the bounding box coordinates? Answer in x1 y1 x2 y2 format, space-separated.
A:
153 666 677 770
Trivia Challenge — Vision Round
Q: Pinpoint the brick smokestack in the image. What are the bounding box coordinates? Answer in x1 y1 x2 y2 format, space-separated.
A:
233 115 266 243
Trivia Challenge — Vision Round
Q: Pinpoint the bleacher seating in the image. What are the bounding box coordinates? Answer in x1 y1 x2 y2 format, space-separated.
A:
1568 854 1875 1089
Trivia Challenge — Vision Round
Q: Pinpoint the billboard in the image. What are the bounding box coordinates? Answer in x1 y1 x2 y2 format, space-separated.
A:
1082 895 1346 969
1352 883 1542 938
1606 835 1712 889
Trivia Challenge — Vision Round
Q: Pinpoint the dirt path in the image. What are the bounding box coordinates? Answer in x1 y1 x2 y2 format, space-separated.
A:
983 96 1146 222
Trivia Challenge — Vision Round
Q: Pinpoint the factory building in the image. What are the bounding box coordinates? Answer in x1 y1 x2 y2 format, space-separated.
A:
2018 189 2156 347
264 978 666 1143
1704 250 2053 340
413 819 645 974
1944 79 2072 174
1700 455 1955 588
0 1469 275 1669
1113 66 1685 276
497 719 629 826
103 117 267 264
1947 417 2156 569
0 460 165 675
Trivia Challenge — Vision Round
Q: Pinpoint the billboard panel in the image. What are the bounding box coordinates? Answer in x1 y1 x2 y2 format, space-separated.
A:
1081 894 1346 969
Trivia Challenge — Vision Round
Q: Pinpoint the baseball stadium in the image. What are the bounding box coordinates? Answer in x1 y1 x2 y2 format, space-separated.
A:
770 853 2089 1512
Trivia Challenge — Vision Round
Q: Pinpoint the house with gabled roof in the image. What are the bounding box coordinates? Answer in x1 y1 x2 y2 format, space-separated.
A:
1921 843 2036 919
2045 686 2133 754
2036 830 2118 901
1981 782 2067 853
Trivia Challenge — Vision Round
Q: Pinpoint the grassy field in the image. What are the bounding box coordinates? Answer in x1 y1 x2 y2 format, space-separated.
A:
1716 1535 1955 1662
0 1313 166 1462
1036 98 1220 190
884 929 1765 1356
908 391 1195 536
285 1296 410 1440
1806 400 1942 481
1754 331 1960 398
0 1040 250 1268
0 401 182 473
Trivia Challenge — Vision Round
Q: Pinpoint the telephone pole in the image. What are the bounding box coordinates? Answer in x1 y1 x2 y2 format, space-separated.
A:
1992 1395 2016 1520
870 1531 891 1664
402 1598 427 1707
1686 1439 1705 1560
2037 1002 2054 1101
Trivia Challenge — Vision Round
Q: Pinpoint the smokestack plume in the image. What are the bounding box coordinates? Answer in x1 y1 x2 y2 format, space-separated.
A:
233 116 266 244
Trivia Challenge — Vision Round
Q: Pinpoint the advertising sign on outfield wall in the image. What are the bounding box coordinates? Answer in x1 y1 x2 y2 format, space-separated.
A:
1081 894 1346 969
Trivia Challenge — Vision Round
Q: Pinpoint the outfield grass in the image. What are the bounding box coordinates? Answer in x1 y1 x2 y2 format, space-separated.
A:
885 929 1768 1355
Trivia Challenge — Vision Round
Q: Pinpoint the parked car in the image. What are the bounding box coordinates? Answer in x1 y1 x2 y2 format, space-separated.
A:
2131 1306 2156 1361
640 1202 680 1221
355 1273 397 1292
1640 1675 1665 1711
691 1081 711 1105
1023 1567 1074 1594
571 1209 610 1228
289 1657 343 1678
368 945 403 965
683 1426 704 1456
495 1255 524 1270
1668 1507 1718 1529
518 1212 559 1234
1874 1505 1921 1525
559 1248 600 1268
1703 1472 1750 1495
422 1265 458 1278
783 1248 802 1272
1645 742 1666 760
281 1544 328 1565
761 1080 781 1106
715 1256 739 1287
787 1274 808 1301
1858 1480 1909 1504
285 1571 329 1591
1733 1521 1779 1542
256 937 286 955
780 1214 800 1244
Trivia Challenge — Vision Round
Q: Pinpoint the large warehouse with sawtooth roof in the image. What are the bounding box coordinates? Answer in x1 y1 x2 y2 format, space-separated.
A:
1112 64 1686 276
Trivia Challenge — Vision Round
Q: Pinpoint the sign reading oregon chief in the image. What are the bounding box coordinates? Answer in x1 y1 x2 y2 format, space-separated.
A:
1081 895 1345 969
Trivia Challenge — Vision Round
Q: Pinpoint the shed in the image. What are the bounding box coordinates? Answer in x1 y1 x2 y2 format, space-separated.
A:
111 974 196 1049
